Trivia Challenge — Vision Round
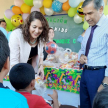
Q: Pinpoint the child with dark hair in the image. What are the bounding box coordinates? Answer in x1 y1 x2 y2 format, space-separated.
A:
0 30 28 108
93 87 108 108
9 63 59 108
0 20 6 29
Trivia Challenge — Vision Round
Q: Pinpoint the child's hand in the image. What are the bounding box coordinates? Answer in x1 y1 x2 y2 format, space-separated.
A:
48 90 58 100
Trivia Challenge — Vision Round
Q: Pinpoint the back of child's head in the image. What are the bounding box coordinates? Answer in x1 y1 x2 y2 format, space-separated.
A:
9 63 35 90
93 87 108 108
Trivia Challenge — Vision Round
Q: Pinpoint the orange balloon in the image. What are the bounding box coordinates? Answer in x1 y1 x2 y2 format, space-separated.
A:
62 0 70 11
12 6 23 14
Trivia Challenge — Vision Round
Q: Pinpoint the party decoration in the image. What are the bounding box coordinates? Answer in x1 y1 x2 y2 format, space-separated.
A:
10 5 15 10
68 7 77 17
74 14 82 24
11 15 23 27
62 0 70 11
69 0 80 8
22 13 29 21
58 0 67 3
21 3 31 13
52 0 62 13
43 0 52 8
45 42 57 54
4 9 14 19
33 0 43 8
24 0 33 6
12 6 23 14
44 8 54 16
31 6 40 12
4 15 15 31
83 21 89 30
40 6 46 15
77 2 84 21
14 0 24 7
104 5 108 15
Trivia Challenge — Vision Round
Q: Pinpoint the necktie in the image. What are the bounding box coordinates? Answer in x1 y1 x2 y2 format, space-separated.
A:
80 25 97 69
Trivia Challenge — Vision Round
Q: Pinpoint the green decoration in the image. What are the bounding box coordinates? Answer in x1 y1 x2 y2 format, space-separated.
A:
4 15 16 32
83 21 89 30
68 7 77 17
24 0 33 6
73 39 76 44
104 5 108 15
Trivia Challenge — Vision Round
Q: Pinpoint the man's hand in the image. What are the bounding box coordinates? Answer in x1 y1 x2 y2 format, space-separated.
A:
97 84 104 92
80 54 87 64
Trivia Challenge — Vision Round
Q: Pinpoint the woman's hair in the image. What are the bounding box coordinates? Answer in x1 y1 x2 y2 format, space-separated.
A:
17 11 49 43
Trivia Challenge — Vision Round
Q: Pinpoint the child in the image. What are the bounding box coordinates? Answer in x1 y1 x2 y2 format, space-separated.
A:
9 63 59 108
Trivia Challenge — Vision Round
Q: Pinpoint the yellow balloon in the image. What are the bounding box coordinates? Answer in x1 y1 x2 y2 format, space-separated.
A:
77 2 84 19
11 15 23 27
83 21 89 30
40 6 46 15
43 0 52 8
21 3 31 13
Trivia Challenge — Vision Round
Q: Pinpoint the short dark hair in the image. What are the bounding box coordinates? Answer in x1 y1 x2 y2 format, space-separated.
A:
0 20 6 24
93 87 108 108
82 0 104 10
49 28 54 31
9 63 35 90
0 30 9 71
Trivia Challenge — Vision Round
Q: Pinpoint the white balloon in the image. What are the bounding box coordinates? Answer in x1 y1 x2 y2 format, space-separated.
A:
44 8 54 16
74 14 83 24
33 0 43 8
69 0 80 8
58 0 67 3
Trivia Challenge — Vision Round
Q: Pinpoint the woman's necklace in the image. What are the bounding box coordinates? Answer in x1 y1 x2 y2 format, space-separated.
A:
30 39 37 45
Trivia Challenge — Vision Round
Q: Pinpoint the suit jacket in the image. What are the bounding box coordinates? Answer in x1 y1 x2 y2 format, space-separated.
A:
9 29 44 73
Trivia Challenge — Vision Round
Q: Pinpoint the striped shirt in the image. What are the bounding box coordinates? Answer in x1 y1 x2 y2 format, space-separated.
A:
78 15 108 76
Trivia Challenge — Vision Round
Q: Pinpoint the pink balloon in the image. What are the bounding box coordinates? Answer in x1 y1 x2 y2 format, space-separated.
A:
22 13 29 21
4 9 14 19
31 6 40 12
14 0 24 7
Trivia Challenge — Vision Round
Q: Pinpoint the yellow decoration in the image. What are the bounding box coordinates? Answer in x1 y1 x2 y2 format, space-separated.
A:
68 7 77 17
77 2 84 21
83 21 89 30
11 15 23 27
43 0 52 8
104 5 108 15
40 6 46 15
21 3 31 13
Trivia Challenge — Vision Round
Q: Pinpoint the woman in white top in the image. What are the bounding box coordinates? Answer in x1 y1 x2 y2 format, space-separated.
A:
9 11 49 79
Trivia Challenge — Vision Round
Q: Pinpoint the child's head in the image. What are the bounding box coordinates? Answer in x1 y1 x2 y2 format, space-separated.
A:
9 63 35 91
48 28 54 40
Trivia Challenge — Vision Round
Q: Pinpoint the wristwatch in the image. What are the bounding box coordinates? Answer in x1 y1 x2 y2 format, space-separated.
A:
102 82 108 87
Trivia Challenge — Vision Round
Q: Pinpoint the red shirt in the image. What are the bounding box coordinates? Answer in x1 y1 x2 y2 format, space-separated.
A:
18 92 52 108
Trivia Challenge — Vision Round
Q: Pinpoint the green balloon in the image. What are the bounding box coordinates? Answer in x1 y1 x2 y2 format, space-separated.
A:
4 15 16 32
24 0 33 6
83 21 89 30
68 7 77 17
104 5 108 15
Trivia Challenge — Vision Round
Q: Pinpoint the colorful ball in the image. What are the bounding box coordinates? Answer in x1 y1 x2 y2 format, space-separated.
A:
45 42 57 54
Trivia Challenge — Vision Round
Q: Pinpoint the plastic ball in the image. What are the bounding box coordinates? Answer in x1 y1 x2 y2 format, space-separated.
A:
45 42 57 54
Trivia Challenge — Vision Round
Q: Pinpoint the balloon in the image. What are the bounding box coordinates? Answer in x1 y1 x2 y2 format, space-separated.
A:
62 0 70 11
21 3 31 13
11 15 23 27
80 0 84 2
52 0 63 13
31 6 40 12
45 42 57 54
33 0 43 8
7 32 12 42
43 0 52 8
68 7 77 17
44 8 54 16
77 2 84 21
4 15 15 31
58 0 67 3
40 6 46 15
24 0 33 6
12 6 23 14
4 9 14 19
104 5 108 15
10 5 15 10
74 14 83 24
69 0 80 8
14 0 24 7
0 27 8 38
22 13 29 21
83 21 89 30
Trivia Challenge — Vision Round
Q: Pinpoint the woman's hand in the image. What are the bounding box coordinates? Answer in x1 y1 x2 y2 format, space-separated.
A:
38 65 44 80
